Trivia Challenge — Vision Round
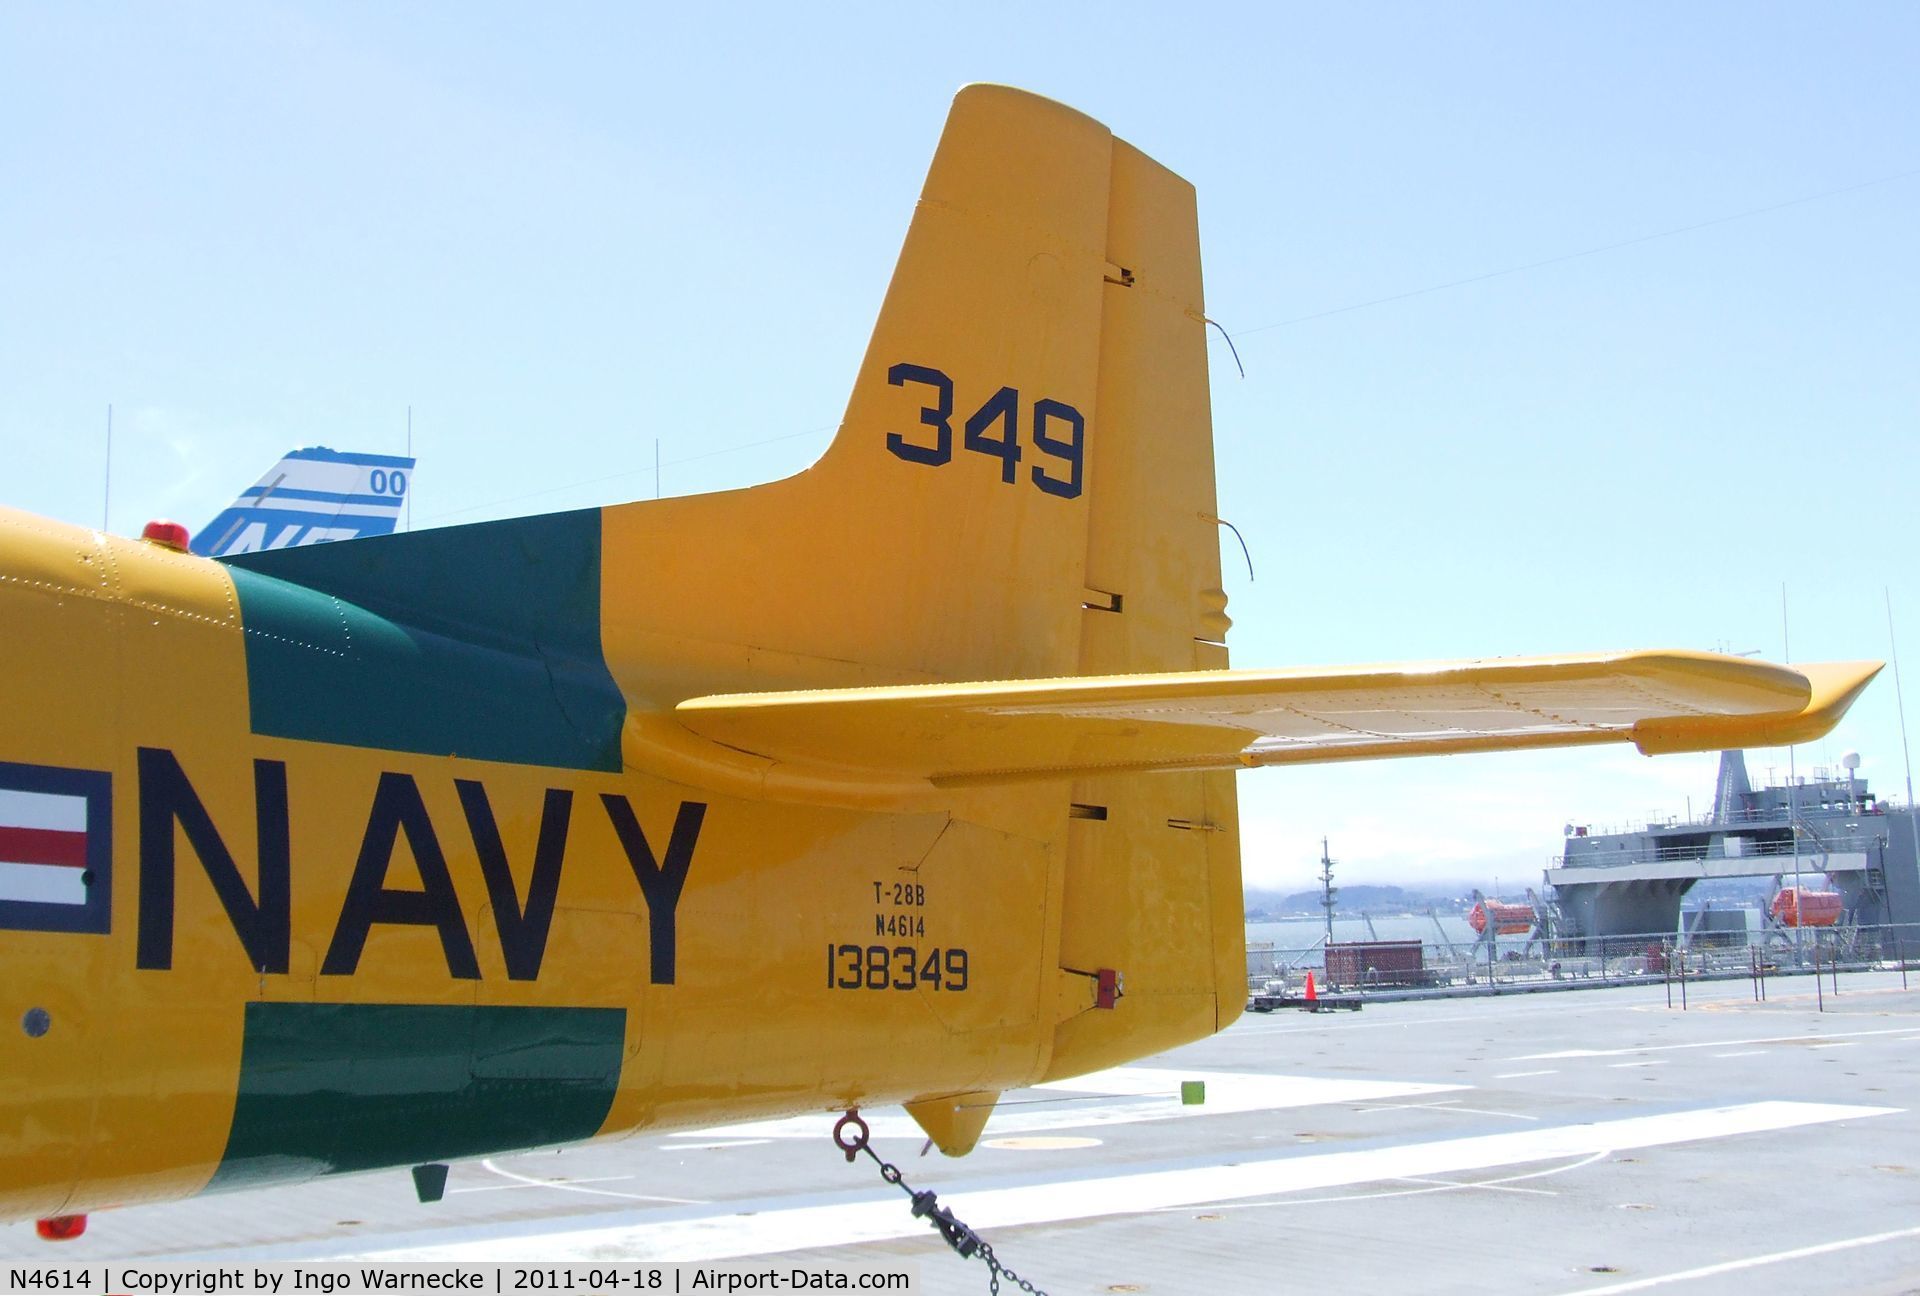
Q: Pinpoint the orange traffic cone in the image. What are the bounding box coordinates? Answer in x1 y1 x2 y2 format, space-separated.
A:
1303 970 1317 1002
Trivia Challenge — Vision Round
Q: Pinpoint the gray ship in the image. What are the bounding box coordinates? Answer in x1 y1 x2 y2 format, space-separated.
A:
1548 749 1920 953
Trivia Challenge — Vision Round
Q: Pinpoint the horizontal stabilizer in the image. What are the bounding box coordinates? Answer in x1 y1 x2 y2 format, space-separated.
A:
676 651 1881 786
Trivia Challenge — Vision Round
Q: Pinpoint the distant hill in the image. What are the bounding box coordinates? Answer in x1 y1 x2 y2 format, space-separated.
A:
1245 883 1463 920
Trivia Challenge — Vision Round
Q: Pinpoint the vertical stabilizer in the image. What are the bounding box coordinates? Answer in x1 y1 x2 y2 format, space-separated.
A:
195 448 414 557
596 86 1227 699
590 86 1247 1083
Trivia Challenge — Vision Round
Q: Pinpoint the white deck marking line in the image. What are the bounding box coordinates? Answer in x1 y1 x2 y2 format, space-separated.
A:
1711 1050 1766 1058
449 1175 638 1196
1354 1100 1537 1121
1392 1175 1554 1196
1608 1060 1667 1069
679 1067 1465 1143
1494 1070 1559 1079
1807 1042 1857 1050
1168 1149 1608 1213
659 1139 775 1150
370 1102 1896 1263
1552 1222 1920 1294
1354 1100 1464 1111
477 1159 705 1205
1512 1025 1918 1061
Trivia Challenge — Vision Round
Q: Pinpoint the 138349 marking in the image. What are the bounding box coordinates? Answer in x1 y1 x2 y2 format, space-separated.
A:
827 943 970 991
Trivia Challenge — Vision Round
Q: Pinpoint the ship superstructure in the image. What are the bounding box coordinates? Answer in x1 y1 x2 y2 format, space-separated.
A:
1548 751 1920 951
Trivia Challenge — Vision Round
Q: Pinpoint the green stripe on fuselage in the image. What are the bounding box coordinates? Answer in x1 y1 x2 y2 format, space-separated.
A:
211 1002 626 1190
224 508 624 772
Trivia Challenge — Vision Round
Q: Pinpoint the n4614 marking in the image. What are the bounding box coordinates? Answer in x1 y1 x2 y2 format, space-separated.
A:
876 912 924 938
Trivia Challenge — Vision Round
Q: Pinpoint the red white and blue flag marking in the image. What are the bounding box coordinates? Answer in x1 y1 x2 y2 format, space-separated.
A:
0 761 111 934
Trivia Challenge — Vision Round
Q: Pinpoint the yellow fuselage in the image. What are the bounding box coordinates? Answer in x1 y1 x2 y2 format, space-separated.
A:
0 504 1240 1219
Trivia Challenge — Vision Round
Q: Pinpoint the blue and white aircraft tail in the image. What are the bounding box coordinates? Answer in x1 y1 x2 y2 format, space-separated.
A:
191 447 415 557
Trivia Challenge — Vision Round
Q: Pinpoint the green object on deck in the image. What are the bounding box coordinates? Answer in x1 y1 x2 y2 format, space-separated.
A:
1181 1080 1206 1106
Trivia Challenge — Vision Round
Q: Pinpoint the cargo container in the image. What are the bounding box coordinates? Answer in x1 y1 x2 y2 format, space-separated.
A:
1325 939 1425 988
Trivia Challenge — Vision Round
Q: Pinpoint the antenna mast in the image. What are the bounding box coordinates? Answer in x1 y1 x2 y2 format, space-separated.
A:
102 404 113 532
1889 588 1916 812
1784 584 1803 957
1319 838 1337 946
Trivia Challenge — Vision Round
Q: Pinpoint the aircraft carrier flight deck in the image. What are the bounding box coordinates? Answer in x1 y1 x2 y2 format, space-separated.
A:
9 972 1918 1295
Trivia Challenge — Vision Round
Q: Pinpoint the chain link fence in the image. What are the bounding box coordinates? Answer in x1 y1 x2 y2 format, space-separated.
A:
1246 919 1920 1005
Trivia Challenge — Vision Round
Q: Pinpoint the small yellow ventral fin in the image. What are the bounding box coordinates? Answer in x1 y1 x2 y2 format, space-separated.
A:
673 651 1882 786
905 1091 1000 1157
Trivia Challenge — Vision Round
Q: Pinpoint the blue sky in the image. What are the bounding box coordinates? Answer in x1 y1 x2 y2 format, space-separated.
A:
4 2 1915 892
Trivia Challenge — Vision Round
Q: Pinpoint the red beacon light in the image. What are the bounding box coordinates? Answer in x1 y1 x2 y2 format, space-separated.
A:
36 1213 87 1240
140 519 192 553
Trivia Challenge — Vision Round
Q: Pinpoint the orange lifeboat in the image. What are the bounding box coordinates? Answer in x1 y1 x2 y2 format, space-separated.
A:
1771 887 1843 928
1469 899 1534 936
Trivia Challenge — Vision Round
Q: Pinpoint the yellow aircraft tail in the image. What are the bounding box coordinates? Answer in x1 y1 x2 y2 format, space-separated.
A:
597 84 1227 695
220 86 1253 1106
595 84 1245 1086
